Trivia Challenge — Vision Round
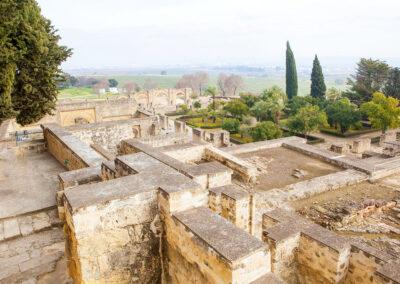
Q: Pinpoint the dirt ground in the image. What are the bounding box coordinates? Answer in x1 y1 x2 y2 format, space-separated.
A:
292 178 400 257
237 147 339 191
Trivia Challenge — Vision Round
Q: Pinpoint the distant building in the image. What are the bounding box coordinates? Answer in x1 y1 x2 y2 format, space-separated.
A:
108 87 118 94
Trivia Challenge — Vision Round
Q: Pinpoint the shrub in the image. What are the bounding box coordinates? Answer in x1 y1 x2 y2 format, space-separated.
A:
222 118 240 133
250 121 282 142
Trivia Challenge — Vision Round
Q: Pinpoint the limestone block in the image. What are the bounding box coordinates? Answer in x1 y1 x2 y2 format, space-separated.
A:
352 138 371 154
380 131 397 146
18 216 34 236
32 212 51 232
3 218 21 239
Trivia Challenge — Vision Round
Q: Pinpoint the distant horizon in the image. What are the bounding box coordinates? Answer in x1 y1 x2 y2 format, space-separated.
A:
36 0 400 70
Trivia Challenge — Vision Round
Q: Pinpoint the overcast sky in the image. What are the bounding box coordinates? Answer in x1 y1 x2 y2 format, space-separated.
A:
36 0 400 69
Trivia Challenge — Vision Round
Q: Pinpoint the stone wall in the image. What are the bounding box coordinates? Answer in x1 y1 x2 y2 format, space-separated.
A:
63 175 161 283
42 124 104 170
262 209 399 284
66 117 157 153
204 146 258 182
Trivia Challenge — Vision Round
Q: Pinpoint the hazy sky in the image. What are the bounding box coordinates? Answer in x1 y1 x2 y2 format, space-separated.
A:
36 0 400 69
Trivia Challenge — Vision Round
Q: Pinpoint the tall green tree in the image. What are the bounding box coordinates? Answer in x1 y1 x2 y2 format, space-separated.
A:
325 98 361 134
384 68 400 99
310 55 326 99
223 99 249 119
345 58 390 105
0 0 71 125
286 41 298 99
361 92 400 133
287 105 328 137
260 86 287 124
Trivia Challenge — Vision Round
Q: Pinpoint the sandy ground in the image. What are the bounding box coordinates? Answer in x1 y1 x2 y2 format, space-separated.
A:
238 147 339 191
0 148 65 219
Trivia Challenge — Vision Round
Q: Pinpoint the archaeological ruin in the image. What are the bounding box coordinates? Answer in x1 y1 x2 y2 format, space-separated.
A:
0 95 400 284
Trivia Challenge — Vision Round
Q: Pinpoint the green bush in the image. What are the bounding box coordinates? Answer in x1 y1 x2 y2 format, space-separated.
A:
222 118 240 133
250 121 282 142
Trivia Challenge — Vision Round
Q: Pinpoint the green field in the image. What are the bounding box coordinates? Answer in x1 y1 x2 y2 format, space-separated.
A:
59 74 347 99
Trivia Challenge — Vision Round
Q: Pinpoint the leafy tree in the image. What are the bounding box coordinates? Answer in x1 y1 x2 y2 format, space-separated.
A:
345 58 390 105
310 55 326 99
108 79 118 88
251 101 270 121
286 96 327 116
242 115 257 127
286 96 310 116
198 108 209 123
179 104 189 114
193 101 202 109
384 68 400 99
250 121 282 142
239 124 251 138
223 99 249 119
286 41 298 99
222 118 240 133
326 87 342 101
326 98 361 134
240 93 259 108
287 105 328 137
205 86 218 111
361 92 400 133
57 73 77 89
0 0 71 124
260 86 287 124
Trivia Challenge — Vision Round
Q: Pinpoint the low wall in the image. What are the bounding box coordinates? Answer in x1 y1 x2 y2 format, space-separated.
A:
164 207 270 284
63 175 161 283
262 209 398 284
253 170 367 238
222 136 306 155
204 146 258 182
42 124 104 170
66 117 157 153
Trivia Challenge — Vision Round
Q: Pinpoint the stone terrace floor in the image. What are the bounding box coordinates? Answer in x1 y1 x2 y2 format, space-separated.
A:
237 147 339 191
0 148 65 219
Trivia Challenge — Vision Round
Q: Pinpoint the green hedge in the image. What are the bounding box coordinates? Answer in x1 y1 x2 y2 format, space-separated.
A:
320 127 378 138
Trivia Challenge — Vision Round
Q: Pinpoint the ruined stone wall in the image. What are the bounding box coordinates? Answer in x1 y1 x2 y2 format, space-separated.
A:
204 146 258 182
43 125 103 170
63 178 161 283
66 118 156 153
158 142 206 163
297 234 350 284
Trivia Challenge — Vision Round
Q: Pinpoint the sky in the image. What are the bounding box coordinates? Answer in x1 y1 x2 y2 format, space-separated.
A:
36 0 400 70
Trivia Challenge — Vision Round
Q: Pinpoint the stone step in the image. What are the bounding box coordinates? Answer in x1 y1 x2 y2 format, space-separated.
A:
0 209 62 242
0 227 68 283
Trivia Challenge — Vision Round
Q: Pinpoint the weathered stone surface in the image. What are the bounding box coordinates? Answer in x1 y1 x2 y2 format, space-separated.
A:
3 219 21 239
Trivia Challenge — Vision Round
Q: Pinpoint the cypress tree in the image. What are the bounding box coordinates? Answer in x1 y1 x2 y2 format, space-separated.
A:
310 55 327 99
0 0 71 125
286 41 298 99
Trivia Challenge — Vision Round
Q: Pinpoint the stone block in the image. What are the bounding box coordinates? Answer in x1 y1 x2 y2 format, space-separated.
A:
32 212 51 232
3 218 21 239
18 216 34 236
352 138 371 154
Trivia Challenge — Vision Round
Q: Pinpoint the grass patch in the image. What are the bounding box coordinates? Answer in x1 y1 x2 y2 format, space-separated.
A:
185 117 222 128
231 133 254 144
